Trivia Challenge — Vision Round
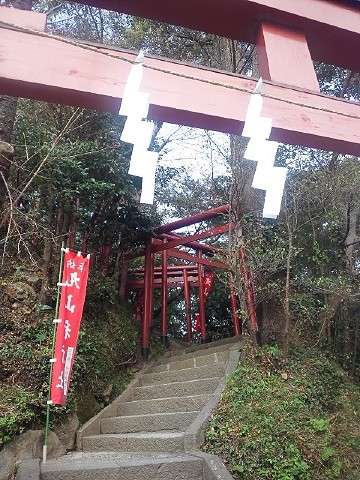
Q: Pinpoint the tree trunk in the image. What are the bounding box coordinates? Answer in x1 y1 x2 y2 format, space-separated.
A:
283 229 293 354
345 205 360 277
68 198 80 250
51 205 64 284
39 188 54 304
351 317 359 376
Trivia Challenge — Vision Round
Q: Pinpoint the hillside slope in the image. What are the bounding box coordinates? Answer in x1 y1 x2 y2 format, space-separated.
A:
204 341 360 480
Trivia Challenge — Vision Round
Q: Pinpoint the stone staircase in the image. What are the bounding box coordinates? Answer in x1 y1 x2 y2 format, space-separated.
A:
34 338 242 480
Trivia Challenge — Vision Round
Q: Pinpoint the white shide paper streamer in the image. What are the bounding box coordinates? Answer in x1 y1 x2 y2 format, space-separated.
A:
242 79 287 219
120 52 158 204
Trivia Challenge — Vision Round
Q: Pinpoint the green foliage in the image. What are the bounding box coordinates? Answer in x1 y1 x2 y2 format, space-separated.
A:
309 418 330 433
0 387 37 447
72 276 137 404
204 341 360 480
0 272 137 445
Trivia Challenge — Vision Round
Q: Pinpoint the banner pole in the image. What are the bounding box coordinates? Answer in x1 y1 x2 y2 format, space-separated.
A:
43 241 65 463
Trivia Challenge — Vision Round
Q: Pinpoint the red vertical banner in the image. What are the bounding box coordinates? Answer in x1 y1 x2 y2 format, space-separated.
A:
51 250 90 405
194 271 215 333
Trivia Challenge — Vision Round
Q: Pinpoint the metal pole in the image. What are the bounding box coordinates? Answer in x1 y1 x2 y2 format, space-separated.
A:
142 240 152 359
229 273 241 336
183 268 192 342
197 251 206 342
161 239 169 346
43 241 65 463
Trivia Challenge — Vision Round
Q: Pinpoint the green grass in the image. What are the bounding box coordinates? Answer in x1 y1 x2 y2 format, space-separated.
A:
204 341 360 480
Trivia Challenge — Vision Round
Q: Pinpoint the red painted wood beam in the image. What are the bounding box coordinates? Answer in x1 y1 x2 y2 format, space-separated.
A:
1 21 360 155
131 270 198 279
0 6 46 30
128 277 199 288
159 233 217 254
131 265 198 273
257 22 320 91
72 0 360 73
152 224 231 253
155 205 229 234
167 248 228 270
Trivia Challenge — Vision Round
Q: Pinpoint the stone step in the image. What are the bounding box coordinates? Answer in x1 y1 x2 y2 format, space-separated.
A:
41 452 204 480
151 351 229 373
183 335 241 354
160 345 232 363
118 394 211 416
132 377 221 400
167 341 239 360
141 364 225 385
101 411 199 434
82 431 186 453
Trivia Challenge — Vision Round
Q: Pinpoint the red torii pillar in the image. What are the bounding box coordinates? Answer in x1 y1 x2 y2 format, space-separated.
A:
160 239 169 346
197 251 207 342
183 268 192 342
142 239 153 359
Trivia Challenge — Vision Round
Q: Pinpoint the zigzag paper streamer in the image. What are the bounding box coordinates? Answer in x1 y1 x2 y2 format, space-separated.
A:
242 79 287 219
120 52 158 205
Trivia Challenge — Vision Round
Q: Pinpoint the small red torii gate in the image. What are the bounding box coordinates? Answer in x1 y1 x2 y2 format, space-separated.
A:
125 204 256 358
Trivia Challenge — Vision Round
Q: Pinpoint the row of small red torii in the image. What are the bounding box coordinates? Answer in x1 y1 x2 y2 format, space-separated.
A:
122 204 258 358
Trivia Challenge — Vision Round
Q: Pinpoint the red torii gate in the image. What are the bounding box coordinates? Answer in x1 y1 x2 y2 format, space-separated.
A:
126 205 249 358
0 1 359 354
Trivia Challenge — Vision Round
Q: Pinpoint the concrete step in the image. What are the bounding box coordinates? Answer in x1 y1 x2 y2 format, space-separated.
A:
151 351 229 373
118 394 211 416
164 346 231 362
101 411 199 434
41 452 204 480
82 431 186 453
141 364 225 385
167 341 239 360
183 335 241 354
133 377 221 400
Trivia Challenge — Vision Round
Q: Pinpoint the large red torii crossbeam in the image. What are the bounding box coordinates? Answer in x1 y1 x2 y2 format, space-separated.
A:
1 4 360 155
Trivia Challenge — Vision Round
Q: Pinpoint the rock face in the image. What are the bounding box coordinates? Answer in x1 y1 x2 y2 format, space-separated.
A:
5 282 37 305
54 414 79 451
0 430 65 480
